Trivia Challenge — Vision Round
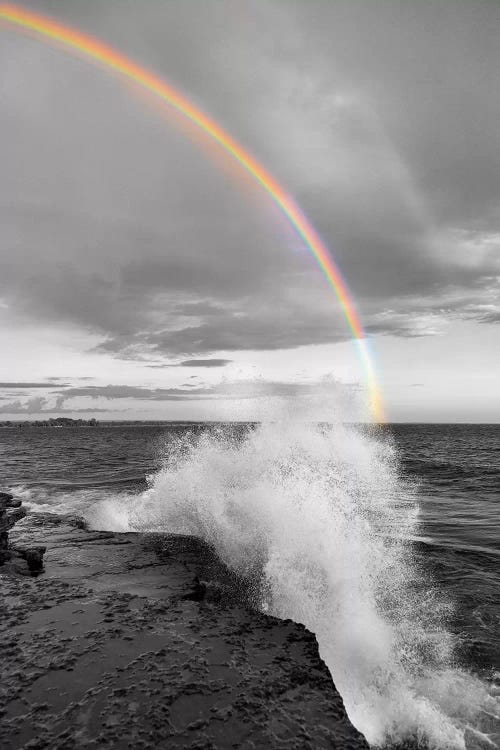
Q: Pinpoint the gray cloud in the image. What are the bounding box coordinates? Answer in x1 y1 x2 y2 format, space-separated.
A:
146 358 231 368
95 300 352 359
179 359 231 368
461 303 500 325
0 396 112 415
0 397 47 414
0 382 70 389
54 380 331 406
0 397 109 414
365 311 446 339
0 378 351 417
55 385 212 402
1 0 499 364
176 357 232 367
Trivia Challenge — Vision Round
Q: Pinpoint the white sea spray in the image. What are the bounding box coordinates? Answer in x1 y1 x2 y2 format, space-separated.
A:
82 417 498 748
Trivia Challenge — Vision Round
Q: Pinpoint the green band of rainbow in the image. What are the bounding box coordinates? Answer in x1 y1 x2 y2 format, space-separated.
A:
0 3 385 421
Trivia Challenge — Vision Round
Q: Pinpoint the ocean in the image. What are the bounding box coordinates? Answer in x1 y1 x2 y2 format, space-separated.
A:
0 421 498 749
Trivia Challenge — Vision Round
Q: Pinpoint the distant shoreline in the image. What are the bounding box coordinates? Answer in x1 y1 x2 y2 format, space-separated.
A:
0 418 256 428
0 420 499 427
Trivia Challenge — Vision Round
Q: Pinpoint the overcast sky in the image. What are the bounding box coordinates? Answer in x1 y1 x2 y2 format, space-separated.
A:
1 0 499 422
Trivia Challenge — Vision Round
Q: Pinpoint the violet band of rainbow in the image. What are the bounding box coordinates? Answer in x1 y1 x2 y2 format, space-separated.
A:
0 3 385 422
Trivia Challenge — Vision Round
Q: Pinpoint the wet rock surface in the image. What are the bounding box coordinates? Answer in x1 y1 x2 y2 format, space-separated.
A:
0 508 369 749
0 492 36 570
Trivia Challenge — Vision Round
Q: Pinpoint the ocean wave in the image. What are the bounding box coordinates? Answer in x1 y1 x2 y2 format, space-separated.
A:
81 419 498 748
10 483 137 525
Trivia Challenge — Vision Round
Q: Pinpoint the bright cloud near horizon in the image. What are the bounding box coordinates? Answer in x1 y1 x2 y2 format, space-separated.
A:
1 0 499 422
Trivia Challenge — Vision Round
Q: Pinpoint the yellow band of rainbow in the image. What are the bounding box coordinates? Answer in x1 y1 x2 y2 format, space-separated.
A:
0 3 385 421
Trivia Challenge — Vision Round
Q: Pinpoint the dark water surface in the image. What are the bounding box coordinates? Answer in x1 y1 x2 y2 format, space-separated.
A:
390 424 499 674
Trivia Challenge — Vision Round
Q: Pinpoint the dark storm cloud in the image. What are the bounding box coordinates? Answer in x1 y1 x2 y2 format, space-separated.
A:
1 0 499 359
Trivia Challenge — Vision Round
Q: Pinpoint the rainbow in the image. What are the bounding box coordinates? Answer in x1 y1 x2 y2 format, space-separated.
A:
0 3 385 421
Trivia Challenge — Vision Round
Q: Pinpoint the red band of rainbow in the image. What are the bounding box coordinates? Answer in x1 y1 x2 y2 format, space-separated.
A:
0 3 385 421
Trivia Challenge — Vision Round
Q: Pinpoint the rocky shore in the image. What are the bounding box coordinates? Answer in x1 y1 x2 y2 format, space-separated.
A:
0 491 369 749
0 491 46 573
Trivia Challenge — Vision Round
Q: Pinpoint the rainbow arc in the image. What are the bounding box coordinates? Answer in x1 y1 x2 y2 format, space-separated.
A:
0 3 385 421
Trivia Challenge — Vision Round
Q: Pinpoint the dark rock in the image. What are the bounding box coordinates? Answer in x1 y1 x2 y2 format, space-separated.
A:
0 506 27 532
66 515 87 529
0 530 10 565
0 492 22 511
12 545 46 574
0 496 27 567
7 505 26 522
182 575 207 601
5 498 22 508
0 490 14 506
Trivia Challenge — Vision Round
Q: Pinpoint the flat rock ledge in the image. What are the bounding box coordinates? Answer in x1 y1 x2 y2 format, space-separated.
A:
0 501 370 750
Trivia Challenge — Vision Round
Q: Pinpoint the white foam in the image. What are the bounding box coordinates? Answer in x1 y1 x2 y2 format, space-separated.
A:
14 483 135 531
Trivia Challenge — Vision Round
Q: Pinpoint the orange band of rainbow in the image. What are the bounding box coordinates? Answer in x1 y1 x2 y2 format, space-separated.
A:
0 3 385 421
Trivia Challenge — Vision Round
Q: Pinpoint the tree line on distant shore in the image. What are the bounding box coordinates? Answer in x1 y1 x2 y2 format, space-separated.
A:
0 417 98 427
